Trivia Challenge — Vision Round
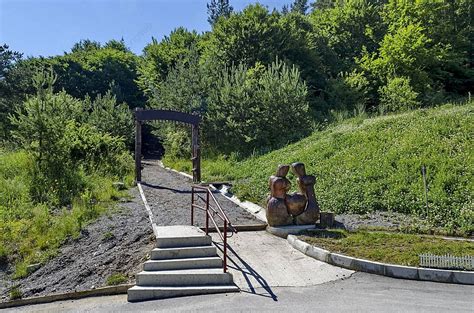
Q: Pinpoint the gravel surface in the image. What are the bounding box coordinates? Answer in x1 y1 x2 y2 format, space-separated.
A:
0 188 154 302
140 160 263 227
335 211 417 231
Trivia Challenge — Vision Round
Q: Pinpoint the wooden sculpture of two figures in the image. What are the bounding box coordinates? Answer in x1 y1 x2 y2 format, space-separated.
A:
266 162 320 227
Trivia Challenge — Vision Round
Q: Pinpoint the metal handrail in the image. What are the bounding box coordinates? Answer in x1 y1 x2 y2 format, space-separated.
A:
191 185 237 272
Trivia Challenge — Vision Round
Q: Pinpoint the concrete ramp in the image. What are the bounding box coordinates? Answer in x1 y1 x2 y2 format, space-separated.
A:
212 231 353 299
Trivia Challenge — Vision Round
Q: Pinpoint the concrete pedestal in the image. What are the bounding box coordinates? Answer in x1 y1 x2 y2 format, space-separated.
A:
266 225 316 238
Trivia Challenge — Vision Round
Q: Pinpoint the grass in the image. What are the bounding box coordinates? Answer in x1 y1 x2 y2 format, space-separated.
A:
299 229 474 267
106 273 128 286
0 149 134 279
9 286 22 300
164 102 474 235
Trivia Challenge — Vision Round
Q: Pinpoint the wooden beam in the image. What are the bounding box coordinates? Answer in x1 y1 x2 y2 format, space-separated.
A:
135 117 142 183
135 109 200 125
191 124 201 183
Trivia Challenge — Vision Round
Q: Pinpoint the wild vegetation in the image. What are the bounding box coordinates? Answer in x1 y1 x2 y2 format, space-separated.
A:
0 0 472 278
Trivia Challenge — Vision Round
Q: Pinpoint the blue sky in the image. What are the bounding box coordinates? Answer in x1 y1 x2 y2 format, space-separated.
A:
0 0 290 57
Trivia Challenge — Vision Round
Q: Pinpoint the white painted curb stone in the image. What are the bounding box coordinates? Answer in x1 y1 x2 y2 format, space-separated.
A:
287 235 474 285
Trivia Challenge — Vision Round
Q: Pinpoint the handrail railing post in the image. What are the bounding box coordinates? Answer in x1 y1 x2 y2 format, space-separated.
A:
223 220 227 273
205 190 209 235
191 187 194 226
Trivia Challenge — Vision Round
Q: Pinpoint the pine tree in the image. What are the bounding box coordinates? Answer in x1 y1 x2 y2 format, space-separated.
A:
207 0 233 26
290 0 309 15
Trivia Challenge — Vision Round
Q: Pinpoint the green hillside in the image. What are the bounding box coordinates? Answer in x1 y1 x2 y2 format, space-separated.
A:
165 102 473 235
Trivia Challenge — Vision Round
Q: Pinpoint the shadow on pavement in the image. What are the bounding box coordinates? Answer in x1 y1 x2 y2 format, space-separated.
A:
214 242 278 302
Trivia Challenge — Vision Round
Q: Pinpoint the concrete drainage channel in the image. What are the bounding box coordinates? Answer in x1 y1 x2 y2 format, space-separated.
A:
287 235 474 285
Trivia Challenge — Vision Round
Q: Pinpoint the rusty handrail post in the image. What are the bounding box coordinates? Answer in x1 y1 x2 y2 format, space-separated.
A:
223 220 227 273
191 187 194 226
205 189 209 235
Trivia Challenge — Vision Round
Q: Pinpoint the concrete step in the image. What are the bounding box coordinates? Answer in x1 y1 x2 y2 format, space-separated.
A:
127 285 239 302
136 268 234 287
155 225 212 248
143 257 223 271
150 246 217 260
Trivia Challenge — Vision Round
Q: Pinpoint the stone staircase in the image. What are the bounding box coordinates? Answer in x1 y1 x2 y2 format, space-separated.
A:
127 225 239 302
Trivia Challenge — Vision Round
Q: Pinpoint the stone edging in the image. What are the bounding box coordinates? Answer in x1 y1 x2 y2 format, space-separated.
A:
0 284 133 309
208 184 267 223
156 160 193 180
287 235 474 285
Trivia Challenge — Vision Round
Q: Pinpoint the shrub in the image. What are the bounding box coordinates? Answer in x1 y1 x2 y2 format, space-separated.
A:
379 76 420 112
106 273 128 286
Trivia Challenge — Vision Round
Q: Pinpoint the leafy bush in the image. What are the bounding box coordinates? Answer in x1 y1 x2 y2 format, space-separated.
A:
379 77 420 112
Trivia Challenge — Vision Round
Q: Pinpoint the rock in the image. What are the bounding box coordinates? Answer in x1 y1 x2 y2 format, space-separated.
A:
27 263 41 274
113 182 126 190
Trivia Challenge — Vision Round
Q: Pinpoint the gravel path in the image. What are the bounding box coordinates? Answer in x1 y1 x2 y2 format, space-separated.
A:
140 160 263 227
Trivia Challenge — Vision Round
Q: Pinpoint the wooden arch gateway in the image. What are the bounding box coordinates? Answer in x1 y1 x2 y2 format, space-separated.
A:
134 108 201 183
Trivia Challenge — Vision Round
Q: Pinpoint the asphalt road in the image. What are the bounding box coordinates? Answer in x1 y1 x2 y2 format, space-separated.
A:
6 272 474 313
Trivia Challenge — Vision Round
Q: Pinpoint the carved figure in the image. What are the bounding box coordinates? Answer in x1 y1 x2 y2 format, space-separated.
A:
266 165 293 226
266 162 320 227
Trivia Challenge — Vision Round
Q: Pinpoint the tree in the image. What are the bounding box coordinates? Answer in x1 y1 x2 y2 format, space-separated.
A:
19 39 144 109
309 0 387 75
71 39 101 53
0 44 33 139
207 0 233 26
205 58 311 155
137 28 200 98
291 0 309 14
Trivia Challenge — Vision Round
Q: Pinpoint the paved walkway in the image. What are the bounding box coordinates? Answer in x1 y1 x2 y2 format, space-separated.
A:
211 231 352 298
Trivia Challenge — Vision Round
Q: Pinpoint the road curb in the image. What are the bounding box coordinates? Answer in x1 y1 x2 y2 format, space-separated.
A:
0 284 133 309
287 235 474 285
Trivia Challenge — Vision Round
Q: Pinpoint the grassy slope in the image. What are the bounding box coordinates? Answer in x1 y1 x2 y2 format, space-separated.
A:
165 102 473 235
